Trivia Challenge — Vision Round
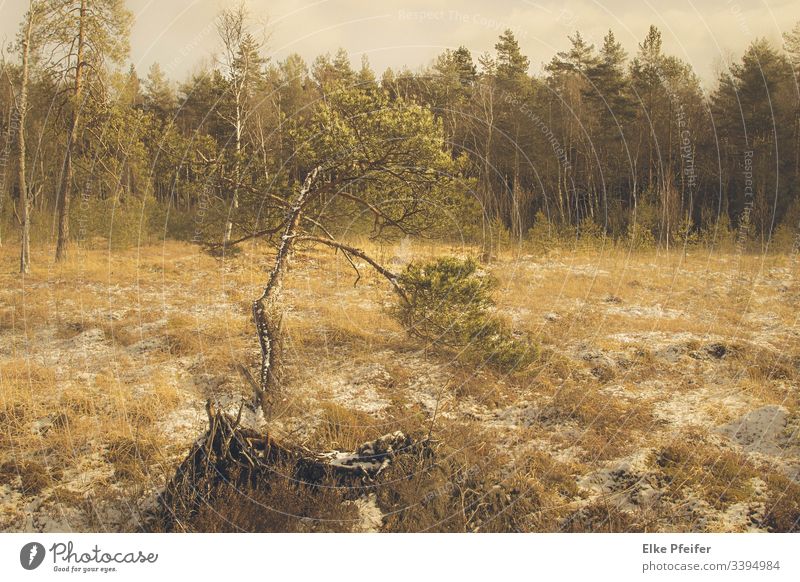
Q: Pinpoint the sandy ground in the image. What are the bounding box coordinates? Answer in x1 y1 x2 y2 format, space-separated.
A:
0 240 798 532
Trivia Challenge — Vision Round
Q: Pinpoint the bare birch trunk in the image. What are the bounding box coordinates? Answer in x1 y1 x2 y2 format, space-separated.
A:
18 3 34 273
251 167 321 417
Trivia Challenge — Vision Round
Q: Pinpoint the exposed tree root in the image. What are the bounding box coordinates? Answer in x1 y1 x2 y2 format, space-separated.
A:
158 399 433 531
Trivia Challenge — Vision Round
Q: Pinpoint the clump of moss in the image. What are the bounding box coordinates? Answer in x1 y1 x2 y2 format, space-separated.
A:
393 257 536 372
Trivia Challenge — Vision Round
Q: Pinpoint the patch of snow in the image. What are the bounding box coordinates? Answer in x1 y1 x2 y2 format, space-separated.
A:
717 405 793 456
351 493 383 532
577 450 661 511
492 401 539 428
328 363 394 415
605 304 685 320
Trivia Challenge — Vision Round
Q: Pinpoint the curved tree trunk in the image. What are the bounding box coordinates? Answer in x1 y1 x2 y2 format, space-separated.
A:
251 166 321 417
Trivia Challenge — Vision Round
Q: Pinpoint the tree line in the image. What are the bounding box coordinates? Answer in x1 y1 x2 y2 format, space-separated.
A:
2 0 800 273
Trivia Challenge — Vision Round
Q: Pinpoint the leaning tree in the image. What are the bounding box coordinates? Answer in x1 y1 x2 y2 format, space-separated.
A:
160 80 469 526
228 82 465 416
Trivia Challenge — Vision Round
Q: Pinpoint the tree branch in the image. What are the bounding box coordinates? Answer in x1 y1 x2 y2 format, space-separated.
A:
297 235 410 305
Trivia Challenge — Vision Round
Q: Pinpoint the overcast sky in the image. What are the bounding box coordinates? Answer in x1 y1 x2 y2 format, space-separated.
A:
1 0 797 87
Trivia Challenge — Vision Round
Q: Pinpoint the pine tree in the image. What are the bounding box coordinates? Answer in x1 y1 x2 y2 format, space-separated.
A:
143 63 176 121
712 39 795 238
42 0 133 261
631 25 667 195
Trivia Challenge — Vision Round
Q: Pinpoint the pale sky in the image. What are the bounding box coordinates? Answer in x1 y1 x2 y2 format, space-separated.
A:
1 0 797 87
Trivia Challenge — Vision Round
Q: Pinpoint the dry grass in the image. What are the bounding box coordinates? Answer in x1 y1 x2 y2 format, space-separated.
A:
652 437 757 510
762 472 800 532
309 402 379 451
185 464 360 533
0 239 798 532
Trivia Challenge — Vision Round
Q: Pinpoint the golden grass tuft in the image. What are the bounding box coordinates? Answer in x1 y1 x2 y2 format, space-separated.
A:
104 434 164 482
185 466 360 533
309 402 379 451
762 472 800 532
652 437 757 511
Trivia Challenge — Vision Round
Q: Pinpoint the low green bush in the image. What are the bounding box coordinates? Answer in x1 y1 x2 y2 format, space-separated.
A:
393 256 536 372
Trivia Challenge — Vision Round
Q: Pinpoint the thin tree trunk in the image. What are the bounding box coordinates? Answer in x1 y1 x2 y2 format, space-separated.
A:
0 89 12 248
511 124 522 241
18 4 33 273
251 166 321 417
479 83 495 260
55 0 86 262
17 21 33 273
224 101 242 246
